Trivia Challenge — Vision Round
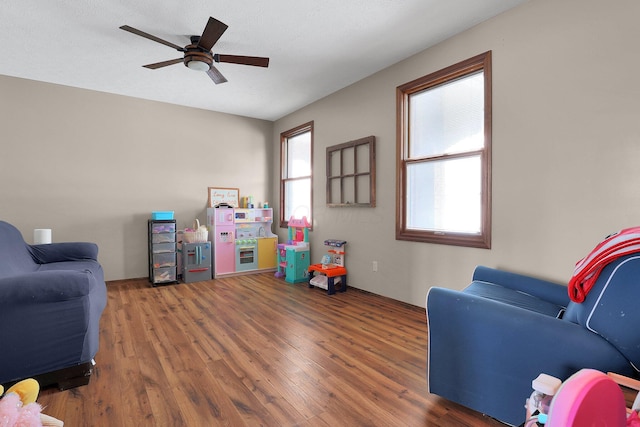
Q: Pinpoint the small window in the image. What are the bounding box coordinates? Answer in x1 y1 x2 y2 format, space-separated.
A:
280 121 313 227
396 51 492 248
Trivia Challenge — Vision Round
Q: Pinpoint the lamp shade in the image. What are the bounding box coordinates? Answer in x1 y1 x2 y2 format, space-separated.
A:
186 60 210 71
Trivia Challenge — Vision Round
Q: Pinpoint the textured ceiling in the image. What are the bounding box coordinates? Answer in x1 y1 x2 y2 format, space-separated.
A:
0 0 527 121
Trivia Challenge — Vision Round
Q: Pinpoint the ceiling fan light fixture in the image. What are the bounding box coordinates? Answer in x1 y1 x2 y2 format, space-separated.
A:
121 16 269 84
186 59 210 72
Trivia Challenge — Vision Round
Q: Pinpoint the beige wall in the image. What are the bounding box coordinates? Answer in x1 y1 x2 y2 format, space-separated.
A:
0 76 273 281
2 0 639 307
273 0 640 306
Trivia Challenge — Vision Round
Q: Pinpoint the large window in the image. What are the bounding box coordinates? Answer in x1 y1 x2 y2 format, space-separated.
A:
396 51 491 248
280 121 313 228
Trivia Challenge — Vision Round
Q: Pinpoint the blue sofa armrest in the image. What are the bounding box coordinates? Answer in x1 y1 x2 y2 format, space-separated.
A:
426 287 634 426
0 270 96 304
0 268 106 384
472 265 569 307
29 242 98 264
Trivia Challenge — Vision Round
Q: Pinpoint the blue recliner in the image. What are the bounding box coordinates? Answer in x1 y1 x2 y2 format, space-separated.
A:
426 255 640 426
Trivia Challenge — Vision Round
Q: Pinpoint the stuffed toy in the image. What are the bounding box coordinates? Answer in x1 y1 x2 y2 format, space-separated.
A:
0 379 42 426
0 379 63 427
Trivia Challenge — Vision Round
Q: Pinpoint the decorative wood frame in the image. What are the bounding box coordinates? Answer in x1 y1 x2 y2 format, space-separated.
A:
326 136 376 207
208 187 240 208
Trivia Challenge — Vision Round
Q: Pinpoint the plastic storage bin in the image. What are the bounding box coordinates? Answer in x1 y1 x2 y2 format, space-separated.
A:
152 232 176 244
153 252 176 268
151 222 176 234
152 242 175 253
310 274 328 290
152 211 174 220
153 266 176 283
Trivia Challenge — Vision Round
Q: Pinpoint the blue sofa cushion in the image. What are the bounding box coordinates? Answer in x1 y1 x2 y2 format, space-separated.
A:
563 254 640 367
30 242 98 264
472 265 569 307
0 222 38 278
464 280 566 318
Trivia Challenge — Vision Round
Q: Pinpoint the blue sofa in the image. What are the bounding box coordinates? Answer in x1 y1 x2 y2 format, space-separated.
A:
426 256 640 426
0 220 107 389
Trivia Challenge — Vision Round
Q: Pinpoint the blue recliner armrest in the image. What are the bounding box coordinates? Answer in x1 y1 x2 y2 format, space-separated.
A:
29 242 99 264
426 287 634 426
472 265 569 307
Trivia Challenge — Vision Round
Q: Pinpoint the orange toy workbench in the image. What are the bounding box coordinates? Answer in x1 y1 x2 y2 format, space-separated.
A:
308 264 347 295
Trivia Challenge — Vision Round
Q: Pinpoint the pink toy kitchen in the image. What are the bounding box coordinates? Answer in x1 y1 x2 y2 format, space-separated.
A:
206 205 278 278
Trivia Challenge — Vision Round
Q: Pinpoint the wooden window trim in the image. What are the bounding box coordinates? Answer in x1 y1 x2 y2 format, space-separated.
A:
280 121 314 229
395 51 492 248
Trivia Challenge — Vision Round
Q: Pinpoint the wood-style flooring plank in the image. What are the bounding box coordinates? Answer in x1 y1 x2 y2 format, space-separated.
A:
38 273 506 426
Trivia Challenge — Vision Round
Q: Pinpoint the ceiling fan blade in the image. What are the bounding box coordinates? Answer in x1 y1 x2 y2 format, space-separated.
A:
197 17 228 51
143 58 183 69
120 25 186 52
207 65 228 84
214 54 270 68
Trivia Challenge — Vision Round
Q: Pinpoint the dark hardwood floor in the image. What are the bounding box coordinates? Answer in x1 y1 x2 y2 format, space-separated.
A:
38 273 506 426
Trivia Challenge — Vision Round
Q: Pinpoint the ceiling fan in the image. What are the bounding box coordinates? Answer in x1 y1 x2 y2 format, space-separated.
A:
119 17 269 84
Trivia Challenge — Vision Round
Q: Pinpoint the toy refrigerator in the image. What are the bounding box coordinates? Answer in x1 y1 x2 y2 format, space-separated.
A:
207 207 235 278
182 242 211 283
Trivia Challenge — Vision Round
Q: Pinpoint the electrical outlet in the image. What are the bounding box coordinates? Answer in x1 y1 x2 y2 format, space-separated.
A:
372 261 378 272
